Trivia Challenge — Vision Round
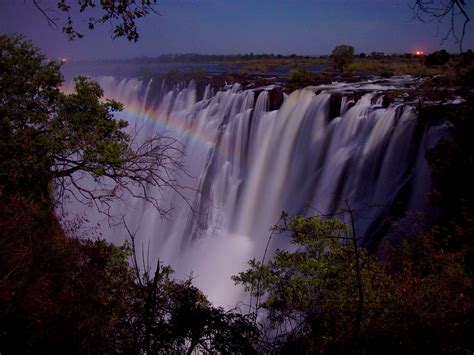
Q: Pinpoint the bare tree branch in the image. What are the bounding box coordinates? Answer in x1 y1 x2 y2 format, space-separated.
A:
411 0 471 52
32 0 59 30
50 124 196 222
30 0 160 41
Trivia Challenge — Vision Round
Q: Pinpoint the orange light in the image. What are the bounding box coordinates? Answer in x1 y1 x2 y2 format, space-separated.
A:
415 50 424 56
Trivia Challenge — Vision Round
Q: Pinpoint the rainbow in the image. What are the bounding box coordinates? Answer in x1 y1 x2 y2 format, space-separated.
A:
120 97 219 150
61 81 230 163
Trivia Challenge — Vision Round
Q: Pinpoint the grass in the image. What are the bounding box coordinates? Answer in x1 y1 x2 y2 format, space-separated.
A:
222 57 329 74
347 58 427 76
219 56 454 77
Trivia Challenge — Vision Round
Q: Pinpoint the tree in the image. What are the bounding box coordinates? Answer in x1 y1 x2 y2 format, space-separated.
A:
331 45 355 72
31 0 159 41
412 0 470 52
425 49 451 66
0 34 184 216
233 214 399 353
385 226 474 353
0 198 259 354
234 212 474 353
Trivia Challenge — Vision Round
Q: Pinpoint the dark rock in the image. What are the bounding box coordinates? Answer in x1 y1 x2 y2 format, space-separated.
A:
268 88 284 111
329 93 342 119
382 95 392 108
346 94 361 112
254 89 264 99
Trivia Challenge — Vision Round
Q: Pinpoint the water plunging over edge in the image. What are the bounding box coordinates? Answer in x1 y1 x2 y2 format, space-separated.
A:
64 76 448 308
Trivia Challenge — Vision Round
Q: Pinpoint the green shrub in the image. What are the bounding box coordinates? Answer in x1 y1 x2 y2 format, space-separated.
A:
332 45 355 71
425 49 450 66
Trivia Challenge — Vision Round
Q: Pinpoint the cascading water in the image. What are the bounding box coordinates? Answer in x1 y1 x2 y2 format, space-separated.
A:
70 76 444 307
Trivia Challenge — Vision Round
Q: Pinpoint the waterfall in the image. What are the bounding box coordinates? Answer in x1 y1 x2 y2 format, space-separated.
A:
71 76 443 307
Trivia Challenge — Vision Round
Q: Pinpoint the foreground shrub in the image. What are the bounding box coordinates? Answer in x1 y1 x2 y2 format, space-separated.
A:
425 49 450 66
0 199 258 354
234 213 474 353
234 215 402 353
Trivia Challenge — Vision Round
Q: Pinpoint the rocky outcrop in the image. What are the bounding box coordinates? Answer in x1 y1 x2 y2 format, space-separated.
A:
382 95 392 108
268 88 284 111
329 93 342 119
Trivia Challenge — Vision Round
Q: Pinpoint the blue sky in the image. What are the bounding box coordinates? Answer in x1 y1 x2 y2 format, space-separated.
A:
0 0 473 60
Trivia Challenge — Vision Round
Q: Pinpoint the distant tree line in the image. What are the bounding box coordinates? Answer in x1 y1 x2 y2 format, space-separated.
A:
76 50 474 65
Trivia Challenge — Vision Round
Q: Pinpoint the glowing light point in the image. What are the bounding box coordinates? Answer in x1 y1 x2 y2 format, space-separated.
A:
415 50 424 56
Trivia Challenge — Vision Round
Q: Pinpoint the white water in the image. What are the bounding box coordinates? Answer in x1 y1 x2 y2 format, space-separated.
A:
72 76 443 307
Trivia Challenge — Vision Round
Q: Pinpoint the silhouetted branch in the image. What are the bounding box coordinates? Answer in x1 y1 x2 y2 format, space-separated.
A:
31 0 160 41
342 199 364 347
412 0 471 52
53 133 195 222
32 0 59 30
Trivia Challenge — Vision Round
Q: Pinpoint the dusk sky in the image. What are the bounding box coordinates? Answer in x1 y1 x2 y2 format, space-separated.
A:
1 0 473 60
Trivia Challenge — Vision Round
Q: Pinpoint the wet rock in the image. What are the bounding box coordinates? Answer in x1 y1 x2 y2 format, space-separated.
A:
253 89 264 100
329 93 342 119
345 94 361 112
268 88 284 111
382 95 392 108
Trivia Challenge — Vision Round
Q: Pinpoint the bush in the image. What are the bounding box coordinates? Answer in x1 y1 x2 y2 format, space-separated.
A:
0 34 184 216
233 215 401 353
234 206 474 353
0 34 259 354
332 45 355 71
0 197 259 354
425 49 450 66
461 49 474 65
288 68 314 84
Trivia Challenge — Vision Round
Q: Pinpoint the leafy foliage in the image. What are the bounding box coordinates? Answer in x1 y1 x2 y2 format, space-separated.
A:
331 45 355 72
0 34 184 216
0 198 134 353
287 68 324 85
235 212 474 353
385 228 474 353
32 0 159 41
425 49 450 66
0 34 258 354
0 198 258 354
233 215 400 353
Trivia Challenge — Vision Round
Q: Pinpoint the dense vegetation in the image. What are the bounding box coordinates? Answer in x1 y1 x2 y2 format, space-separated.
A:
234 53 474 353
0 34 473 353
0 35 257 354
331 45 355 71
